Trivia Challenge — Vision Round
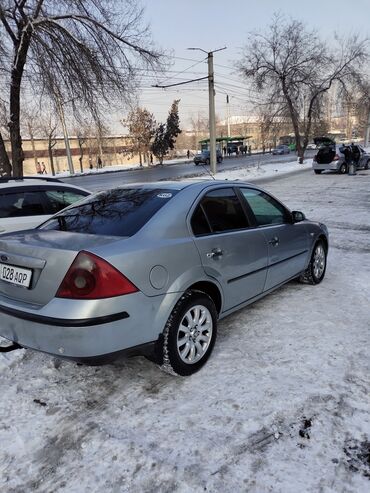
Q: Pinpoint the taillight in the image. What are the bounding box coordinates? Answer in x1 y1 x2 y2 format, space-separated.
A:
333 154 340 161
56 251 138 299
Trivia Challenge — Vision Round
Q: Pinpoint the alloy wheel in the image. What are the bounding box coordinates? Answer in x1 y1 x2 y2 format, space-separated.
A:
313 244 326 279
177 305 213 364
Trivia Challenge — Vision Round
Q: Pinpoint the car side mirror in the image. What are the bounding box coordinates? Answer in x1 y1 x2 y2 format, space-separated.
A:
292 211 306 223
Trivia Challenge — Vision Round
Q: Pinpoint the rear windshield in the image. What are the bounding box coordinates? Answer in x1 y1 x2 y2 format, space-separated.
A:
39 188 178 237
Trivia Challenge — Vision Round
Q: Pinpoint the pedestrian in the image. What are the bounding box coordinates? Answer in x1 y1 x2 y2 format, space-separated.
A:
248 145 252 156
150 153 153 165
36 162 41 174
223 146 227 156
342 145 355 175
187 149 190 159
262 145 266 154
227 147 231 157
41 162 47 174
97 156 102 168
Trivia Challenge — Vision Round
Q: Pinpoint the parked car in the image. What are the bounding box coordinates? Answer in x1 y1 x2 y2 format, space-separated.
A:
194 149 223 165
0 177 90 234
272 145 291 155
312 138 370 174
0 181 328 376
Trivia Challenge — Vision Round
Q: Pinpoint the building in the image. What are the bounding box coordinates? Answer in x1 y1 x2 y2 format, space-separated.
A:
3 135 140 175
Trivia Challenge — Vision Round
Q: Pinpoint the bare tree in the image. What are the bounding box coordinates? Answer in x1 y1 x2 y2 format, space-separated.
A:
124 107 156 166
239 15 369 162
0 0 163 177
40 114 58 175
76 133 86 173
188 113 209 150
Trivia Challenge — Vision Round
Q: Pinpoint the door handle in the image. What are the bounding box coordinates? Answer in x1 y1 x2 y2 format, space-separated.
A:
268 236 279 246
206 248 224 259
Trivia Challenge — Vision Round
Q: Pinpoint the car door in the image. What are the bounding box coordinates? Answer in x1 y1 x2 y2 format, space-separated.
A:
190 187 269 312
239 187 309 291
356 146 367 168
0 188 49 234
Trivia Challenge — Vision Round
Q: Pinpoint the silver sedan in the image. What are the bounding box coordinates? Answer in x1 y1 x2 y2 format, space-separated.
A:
0 180 328 376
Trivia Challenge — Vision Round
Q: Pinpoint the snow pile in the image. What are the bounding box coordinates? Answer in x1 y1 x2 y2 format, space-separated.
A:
214 158 312 181
0 339 26 372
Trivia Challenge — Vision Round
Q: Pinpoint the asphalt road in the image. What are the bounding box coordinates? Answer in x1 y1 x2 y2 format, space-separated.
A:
63 151 315 191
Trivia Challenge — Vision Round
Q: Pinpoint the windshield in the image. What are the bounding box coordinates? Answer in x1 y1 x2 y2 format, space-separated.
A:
39 188 178 237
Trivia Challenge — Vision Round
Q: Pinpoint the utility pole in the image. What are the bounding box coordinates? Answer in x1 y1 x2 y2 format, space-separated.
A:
365 108 370 147
55 95 74 175
207 51 217 173
226 95 231 138
188 47 226 174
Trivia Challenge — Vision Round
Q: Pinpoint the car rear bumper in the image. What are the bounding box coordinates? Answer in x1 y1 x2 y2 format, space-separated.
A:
312 162 340 171
0 291 178 360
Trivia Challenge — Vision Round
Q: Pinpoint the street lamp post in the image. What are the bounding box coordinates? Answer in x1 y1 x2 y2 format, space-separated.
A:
188 47 226 174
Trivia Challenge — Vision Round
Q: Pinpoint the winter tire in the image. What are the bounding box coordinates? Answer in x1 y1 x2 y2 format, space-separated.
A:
339 163 348 174
205 158 210 165
160 290 217 376
314 170 322 174
365 160 370 170
299 240 327 285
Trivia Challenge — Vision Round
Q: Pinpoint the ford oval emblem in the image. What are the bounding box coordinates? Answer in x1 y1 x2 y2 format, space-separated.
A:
1 255 8 262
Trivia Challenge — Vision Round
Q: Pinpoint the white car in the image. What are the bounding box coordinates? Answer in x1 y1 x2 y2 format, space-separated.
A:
0 177 90 234
306 143 317 150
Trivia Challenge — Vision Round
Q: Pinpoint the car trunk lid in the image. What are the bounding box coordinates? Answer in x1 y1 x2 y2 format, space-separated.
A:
0 230 122 306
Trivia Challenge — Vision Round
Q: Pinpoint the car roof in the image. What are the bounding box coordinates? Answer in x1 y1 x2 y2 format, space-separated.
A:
112 179 258 192
0 177 89 193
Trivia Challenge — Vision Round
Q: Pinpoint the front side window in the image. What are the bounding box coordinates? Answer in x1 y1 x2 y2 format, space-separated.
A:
39 188 178 237
44 189 88 214
240 188 288 226
192 188 249 235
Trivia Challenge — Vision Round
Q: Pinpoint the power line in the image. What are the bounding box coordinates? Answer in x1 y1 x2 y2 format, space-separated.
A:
155 57 207 86
153 76 209 89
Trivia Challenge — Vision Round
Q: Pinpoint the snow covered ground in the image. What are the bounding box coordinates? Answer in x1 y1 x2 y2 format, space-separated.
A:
1 167 369 492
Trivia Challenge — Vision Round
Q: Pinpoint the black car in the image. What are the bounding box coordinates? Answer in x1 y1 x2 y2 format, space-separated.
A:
194 150 223 165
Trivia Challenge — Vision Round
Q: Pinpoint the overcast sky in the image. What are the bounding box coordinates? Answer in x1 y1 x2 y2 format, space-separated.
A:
117 0 370 131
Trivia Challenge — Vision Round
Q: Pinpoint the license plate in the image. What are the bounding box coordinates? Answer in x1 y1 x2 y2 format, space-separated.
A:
0 263 32 288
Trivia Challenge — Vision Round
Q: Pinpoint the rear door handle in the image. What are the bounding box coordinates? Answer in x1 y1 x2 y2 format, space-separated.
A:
268 236 279 247
206 248 224 259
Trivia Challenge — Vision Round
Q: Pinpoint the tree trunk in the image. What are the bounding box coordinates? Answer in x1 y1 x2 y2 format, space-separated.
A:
28 124 38 170
0 132 11 176
9 76 24 177
8 28 32 178
282 82 304 163
79 143 84 173
48 143 56 176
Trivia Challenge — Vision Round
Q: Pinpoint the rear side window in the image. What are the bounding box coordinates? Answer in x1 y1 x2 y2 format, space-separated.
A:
39 188 178 237
0 191 46 217
192 188 248 235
